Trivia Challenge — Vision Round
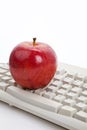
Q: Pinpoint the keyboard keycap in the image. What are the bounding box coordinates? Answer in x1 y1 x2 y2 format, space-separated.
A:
52 80 59 86
0 63 9 70
61 84 72 91
63 77 73 84
34 88 46 96
66 92 78 99
1 76 11 81
55 74 66 81
47 85 58 92
43 91 56 99
75 102 87 111
56 89 67 95
5 72 11 76
58 69 66 75
66 72 75 78
6 86 63 113
8 79 17 86
74 111 87 122
53 95 66 103
63 98 76 107
59 105 77 117
72 80 83 87
0 82 9 90
71 87 82 94
77 96 87 103
83 83 87 90
0 68 7 74
81 90 87 97
0 74 3 77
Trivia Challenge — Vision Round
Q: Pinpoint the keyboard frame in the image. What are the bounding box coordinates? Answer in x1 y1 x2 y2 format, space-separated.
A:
0 63 87 130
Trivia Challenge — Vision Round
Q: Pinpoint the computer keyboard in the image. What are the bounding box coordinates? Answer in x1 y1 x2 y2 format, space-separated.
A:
0 63 87 130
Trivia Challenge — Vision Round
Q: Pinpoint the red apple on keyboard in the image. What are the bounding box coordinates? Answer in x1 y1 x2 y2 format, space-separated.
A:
9 38 57 89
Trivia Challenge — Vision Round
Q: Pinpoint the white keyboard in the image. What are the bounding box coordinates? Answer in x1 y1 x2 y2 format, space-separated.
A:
0 63 87 130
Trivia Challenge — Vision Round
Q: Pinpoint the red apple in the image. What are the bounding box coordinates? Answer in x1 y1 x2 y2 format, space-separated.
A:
9 38 57 89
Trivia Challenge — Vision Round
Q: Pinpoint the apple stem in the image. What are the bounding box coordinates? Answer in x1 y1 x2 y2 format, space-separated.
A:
33 37 36 46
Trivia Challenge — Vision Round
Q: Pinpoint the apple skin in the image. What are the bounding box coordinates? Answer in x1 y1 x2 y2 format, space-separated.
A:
9 40 57 89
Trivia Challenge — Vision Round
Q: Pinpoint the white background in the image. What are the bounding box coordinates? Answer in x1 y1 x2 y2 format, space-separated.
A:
0 0 87 67
0 0 87 130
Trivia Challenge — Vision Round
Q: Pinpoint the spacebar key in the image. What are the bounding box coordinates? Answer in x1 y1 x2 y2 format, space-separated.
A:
6 86 62 113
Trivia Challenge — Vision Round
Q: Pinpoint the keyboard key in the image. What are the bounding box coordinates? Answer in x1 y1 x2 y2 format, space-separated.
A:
51 80 58 86
58 69 66 75
71 87 82 94
0 63 9 70
83 83 87 90
66 73 75 78
72 80 83 87
63 77 73 84
34 88 46 96
74 111 87 122
5 72 11 76
34 88 42 94
43 91 56 99
74 73 84 80
55 74 66 81
66 92 78 99
63 99 76 107
1 76 11 81
6 86 63 113
77 96 87 103
57 81 63 87
81 90 87 97
8 79 17 86
39 90 47 96
84 76 87 83
57 89 67 95
53 95 66 103
0 68 7 74
0 82 9 90
61 84 72 91
0 74 3 78
47 85 58 92
51 80 62 87
75 102 87 111
59 105 77 117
